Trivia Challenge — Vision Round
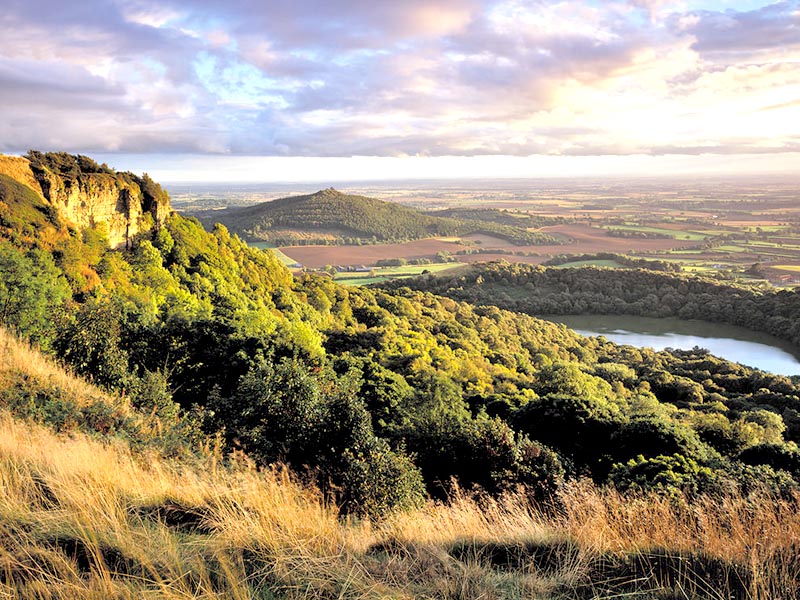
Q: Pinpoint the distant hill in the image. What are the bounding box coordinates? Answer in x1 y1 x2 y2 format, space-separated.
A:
193 187 562 246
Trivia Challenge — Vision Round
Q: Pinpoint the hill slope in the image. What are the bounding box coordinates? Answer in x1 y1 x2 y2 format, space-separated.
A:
4 153 800 595
193 187 561 245
3 155 800 504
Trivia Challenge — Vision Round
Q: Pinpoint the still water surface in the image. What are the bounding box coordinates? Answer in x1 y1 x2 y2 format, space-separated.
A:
541 314 800 377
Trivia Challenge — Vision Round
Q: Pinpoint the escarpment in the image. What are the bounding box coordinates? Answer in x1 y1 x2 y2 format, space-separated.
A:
0 152 170 248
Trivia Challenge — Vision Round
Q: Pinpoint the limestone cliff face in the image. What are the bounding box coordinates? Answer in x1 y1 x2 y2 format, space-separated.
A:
0 153 170 248
35 170 144 248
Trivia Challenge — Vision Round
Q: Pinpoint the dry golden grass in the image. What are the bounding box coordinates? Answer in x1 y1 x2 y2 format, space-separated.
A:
0 327 122 415
4 408 800 599
3 328 800 598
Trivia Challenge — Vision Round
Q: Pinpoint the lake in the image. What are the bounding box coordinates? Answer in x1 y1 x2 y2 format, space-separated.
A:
541 314 800 376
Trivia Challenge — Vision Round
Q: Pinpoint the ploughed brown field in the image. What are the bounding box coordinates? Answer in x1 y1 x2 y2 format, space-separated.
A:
280 224 703 268
279 238 468 268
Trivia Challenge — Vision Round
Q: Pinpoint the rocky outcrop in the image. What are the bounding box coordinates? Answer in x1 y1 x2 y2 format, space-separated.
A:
0 153 170 248
34 170 144 248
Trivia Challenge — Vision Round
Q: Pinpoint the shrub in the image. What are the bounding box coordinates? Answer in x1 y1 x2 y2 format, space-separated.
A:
609 453 713 495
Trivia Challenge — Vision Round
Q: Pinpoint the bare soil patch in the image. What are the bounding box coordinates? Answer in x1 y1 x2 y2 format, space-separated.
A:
280 239 468 268
532 225 703 254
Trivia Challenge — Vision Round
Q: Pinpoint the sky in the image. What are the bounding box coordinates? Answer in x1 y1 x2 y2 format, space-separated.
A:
0 0 798 181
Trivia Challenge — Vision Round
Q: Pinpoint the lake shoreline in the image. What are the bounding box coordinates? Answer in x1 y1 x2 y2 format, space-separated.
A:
539 314 800 377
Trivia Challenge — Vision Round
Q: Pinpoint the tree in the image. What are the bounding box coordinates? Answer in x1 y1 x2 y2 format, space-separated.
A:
0 240 69 347
208 357 424 517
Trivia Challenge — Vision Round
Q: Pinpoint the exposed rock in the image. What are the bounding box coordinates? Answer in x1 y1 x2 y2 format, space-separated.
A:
0 153 170 248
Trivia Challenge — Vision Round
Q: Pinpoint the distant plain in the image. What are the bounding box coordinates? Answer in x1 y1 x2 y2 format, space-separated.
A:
174 176 800 287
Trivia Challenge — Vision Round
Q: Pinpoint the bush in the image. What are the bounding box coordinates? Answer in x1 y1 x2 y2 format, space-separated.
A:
609 453 713 495
403 415 565 501
208 357 424 517
512 393 623 477
739 443 800 477
610 417 712 465
0 240 70 347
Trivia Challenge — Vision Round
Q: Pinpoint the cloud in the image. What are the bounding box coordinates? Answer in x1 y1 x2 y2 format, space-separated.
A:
676 2 800 55
0 0 797 158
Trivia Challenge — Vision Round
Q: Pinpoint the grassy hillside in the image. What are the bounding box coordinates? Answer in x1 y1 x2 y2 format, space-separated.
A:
0 173 65 245
0 154 44 195
0 327 194 454
193 187 561 246
2 396 800 599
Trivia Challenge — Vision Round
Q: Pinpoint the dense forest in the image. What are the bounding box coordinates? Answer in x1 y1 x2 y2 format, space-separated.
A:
193 187 562 246
398 261 800 349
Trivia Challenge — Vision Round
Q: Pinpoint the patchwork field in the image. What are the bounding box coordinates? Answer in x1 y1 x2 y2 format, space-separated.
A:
189 177 800 286
278 224 704 269
333 262 466 286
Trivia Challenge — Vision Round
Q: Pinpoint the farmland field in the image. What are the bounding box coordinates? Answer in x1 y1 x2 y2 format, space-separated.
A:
277 238 468 268
278 224 705 268
333 263 465 286
183 176 800 286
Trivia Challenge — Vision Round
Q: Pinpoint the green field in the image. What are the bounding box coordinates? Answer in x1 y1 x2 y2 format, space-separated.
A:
246 241 299 266
603 224 709 241
334 262 462 286
553 259 624 269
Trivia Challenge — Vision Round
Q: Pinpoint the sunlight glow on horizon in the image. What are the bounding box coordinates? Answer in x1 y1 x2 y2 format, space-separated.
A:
93 152 800 184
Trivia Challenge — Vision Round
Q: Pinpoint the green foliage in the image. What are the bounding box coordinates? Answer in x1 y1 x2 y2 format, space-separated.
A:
544 252 681 272
128 369 181 423
138 173 170 210
534 362 613 401
337 357 415 434
26 151 114 178
739 443 800 477
512 393 624 477
403 414 565 501
610 417 713 466
610 453 713 495
0 240 69 347
53 297 132 390
208 357 424 517
376 258 407 267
